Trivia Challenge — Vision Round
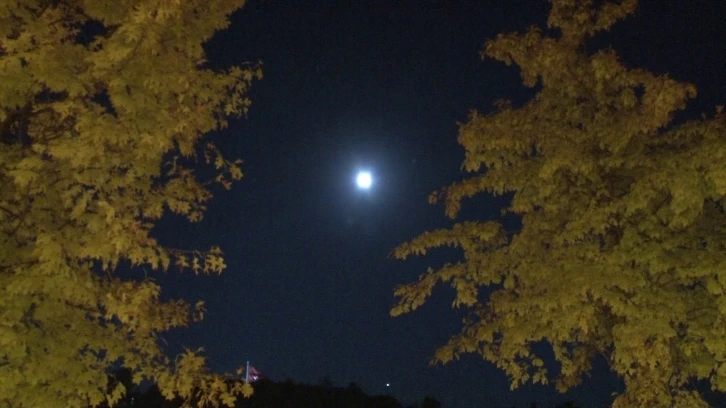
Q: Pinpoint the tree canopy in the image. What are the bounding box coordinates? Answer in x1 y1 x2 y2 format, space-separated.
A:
391 0 726 406
0 0 260 407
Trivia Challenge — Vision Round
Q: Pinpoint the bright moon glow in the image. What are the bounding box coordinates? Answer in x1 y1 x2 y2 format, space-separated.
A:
356 172 372 189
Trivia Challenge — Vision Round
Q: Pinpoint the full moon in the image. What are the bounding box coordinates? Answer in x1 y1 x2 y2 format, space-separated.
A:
356 171 372 189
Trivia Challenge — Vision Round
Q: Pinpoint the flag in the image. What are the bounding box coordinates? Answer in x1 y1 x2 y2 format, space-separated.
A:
245 364 262 383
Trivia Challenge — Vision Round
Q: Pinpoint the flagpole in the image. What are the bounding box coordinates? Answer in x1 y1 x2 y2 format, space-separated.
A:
245 360 250 383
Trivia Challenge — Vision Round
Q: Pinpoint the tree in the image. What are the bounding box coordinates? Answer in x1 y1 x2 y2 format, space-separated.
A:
391 0 726 406
0 0 261 407
420 395 441 408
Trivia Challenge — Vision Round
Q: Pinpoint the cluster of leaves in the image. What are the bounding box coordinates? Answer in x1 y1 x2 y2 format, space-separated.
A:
0 0 261 407
392 0 726 406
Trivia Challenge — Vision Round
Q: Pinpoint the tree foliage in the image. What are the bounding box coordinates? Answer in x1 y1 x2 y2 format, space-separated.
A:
0 0 261 407
391 1 726 406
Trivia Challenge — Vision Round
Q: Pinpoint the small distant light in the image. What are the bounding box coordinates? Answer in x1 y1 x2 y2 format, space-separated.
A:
386 383 390 387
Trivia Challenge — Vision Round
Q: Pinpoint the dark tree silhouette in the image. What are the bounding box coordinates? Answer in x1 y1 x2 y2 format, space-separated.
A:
421 395 442 408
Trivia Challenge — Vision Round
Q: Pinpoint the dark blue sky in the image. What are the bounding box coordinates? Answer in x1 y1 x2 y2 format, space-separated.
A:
152 1 726 407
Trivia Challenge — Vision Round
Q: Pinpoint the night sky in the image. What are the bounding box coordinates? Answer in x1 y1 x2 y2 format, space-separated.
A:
149 1 726 407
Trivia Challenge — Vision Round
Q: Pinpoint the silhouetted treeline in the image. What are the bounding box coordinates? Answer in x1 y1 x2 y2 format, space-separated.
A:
103 369 402 408
102 368 584 408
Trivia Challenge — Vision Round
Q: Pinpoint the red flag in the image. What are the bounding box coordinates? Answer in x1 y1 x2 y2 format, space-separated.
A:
246 365 261 382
